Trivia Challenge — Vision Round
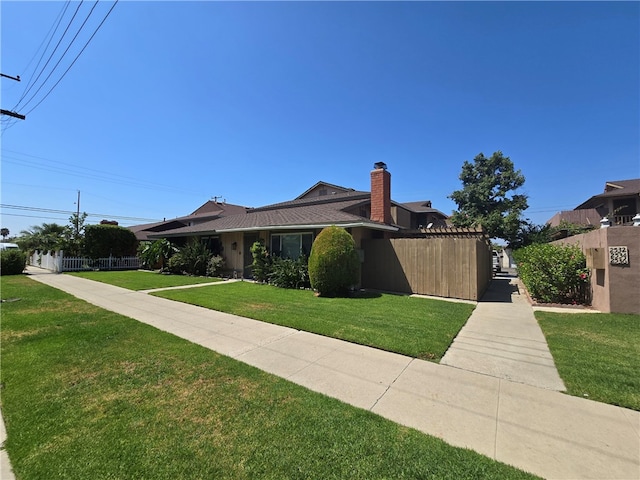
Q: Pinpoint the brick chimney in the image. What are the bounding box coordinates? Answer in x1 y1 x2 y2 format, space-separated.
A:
370 162 392 224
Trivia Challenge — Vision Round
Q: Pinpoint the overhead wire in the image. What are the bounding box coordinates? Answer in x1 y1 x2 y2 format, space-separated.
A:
18 0 100 112
17 1 71 102
1 204 161 223
13 0 84 110
23 0 120 117
2 149 200 195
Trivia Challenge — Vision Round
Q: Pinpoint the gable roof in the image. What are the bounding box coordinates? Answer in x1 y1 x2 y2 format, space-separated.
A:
575 179 640 209
130 200 249 241
295 181 355 200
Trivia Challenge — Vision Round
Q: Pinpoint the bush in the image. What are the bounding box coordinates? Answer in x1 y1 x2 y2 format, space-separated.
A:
308 226 360 297
167 252 189 275
138 239 177 270
0 249 26 275
168 238 211 276
250 241 271 283
206 255 225 277
514 243 590 305
84 225 137 259
269 255 310 289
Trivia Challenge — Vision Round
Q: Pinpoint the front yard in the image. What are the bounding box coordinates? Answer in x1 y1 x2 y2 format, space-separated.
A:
0 275 537 479
536 310 640 411
153 281 475 360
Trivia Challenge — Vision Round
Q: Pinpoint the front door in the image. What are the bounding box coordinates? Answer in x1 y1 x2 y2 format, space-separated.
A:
243 234 259 278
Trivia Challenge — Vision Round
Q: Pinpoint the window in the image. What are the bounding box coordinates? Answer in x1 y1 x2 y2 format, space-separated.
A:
270 233 313 260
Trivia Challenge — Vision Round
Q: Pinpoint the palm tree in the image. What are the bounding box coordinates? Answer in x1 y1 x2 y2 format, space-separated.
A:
1 228 9 240
18 223 69 252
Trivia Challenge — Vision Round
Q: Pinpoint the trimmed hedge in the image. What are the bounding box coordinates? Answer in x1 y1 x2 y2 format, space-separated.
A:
84 225 138 259
514 243 590 305
308 226 360 297
1 249 26 275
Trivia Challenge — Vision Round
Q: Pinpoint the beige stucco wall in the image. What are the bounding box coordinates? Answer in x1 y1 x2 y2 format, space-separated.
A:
554 226 639 314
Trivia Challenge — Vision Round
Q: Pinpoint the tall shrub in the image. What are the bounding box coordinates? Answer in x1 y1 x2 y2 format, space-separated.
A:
308 226 360 297
84 225 137 259
514 243 590 304
250 240 271 283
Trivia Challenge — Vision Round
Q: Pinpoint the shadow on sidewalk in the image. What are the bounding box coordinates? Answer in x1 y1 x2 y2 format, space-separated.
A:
480 274 520 303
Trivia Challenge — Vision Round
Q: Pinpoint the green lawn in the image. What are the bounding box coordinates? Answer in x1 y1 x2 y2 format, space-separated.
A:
153 281 475 360
67 270 221 290
536 311 640 411
0 275 537 480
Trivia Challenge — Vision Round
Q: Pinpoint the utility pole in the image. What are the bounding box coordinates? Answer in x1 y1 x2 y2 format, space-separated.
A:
76 190 81 236
1 73 25 121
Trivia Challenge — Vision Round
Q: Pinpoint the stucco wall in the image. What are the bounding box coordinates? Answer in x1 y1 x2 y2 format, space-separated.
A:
553 226 639 314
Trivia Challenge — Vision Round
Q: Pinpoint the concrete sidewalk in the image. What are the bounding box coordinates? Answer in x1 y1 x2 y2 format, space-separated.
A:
11 267 640 479
441 273 566 391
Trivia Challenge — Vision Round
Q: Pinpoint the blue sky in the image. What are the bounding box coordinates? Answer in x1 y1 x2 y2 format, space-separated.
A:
1 1 638 237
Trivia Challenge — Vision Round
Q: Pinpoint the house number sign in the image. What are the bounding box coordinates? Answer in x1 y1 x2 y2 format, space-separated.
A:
608 246 629 266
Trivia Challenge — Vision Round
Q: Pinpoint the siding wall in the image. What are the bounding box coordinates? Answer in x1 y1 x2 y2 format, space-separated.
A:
361 237 492 301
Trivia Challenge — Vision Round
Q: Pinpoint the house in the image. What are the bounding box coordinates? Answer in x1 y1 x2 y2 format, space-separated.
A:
548 179 640 228
138 163 448 277
130 200 249 241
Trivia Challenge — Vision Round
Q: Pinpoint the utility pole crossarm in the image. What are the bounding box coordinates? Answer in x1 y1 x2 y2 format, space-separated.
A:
0 73 20 81
0 109 26 120
1 72 25 121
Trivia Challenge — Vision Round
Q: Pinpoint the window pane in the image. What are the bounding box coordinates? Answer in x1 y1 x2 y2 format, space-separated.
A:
302 234 313 257
281 234 300 259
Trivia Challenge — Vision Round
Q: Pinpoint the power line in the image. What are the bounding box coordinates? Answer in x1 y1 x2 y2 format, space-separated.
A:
1 204 161 223
1 149 202 195
24 1 119 116
17 1 72 106
13 0 84 110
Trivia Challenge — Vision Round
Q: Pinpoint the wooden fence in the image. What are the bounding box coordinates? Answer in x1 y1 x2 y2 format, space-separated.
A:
361 237 493 301
29 250 139 272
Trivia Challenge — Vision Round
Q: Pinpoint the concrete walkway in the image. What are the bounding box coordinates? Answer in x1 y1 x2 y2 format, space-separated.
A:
5 267 639 480
441 273 567 391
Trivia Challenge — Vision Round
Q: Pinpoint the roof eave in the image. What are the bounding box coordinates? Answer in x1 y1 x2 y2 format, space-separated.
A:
149 221 398 238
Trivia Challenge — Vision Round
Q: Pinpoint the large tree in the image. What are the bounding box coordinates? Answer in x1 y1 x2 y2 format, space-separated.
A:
449 151 528 245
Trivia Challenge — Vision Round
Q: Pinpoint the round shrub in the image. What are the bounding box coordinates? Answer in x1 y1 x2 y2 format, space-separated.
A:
308 226 360 297
1 249 27 275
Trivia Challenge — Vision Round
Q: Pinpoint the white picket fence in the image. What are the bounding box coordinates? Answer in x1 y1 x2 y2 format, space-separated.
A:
29 250 139 272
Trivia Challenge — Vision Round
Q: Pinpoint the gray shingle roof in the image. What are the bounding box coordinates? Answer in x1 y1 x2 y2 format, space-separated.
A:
153 197 393 238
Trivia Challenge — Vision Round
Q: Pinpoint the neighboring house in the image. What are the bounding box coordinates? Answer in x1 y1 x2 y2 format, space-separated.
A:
548 179 640 227
138 163 448 276
130 200 249 242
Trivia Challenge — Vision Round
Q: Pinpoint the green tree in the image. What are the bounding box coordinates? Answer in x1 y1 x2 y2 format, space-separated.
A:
449 151 528 245
61 212 88 256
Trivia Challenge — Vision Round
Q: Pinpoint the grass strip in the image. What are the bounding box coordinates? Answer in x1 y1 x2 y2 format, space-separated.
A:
67 270 221 290
1 275 536 479
536 311 640 411
153 281 475 360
